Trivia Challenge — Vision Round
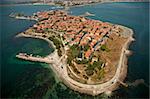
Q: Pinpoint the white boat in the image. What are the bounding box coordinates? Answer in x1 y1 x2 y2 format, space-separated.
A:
51 6 63 9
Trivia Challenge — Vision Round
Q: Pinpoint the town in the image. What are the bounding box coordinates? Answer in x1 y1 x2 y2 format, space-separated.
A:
15 10 131 85
32 10 120 59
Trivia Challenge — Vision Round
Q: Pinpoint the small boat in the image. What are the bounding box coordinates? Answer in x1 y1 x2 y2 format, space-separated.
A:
51 6 63 9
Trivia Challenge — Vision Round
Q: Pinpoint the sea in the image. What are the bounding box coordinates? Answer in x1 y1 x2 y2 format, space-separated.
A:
0 2 149 99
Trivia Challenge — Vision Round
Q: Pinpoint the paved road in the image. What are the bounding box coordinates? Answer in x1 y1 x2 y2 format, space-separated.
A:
48 36 133 95
16 26 134 95
47 26 134 95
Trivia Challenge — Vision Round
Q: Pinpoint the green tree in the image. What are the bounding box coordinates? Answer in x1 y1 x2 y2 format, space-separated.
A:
83 44 90 51
100 44 109 52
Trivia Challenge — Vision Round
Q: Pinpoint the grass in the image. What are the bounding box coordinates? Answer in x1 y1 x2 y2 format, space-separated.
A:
100 44 110 52
98 68 104 80
48 36 63 56
85 61 103 76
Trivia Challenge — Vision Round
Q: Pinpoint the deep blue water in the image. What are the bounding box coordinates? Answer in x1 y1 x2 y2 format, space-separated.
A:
0 2 149 98
70 2 149 98
1 5 57 98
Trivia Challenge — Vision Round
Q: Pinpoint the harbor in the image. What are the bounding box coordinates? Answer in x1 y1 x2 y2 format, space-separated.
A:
14 10 135 95
1 2 149 98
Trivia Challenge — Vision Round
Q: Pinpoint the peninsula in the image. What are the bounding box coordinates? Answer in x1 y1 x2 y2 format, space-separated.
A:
15 10 134 95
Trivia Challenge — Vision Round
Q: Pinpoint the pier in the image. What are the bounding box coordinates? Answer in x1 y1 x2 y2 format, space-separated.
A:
14 16 38 21
16 53 54 64
9 13 38 21
80 12 95 17
14 10 134 96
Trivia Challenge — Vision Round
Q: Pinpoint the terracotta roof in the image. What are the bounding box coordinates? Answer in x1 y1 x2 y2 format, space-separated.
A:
85 49 92 59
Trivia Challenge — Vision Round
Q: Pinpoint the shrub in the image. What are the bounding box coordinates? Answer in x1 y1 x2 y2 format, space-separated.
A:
93 61 103 70
100 44 109 52
83 44 90 51
86 69 94 76
98 68 104 80
70 44 80 58
75 59 89 64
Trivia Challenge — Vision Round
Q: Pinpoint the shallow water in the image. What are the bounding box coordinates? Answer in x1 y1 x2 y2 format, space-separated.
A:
1 2 149 98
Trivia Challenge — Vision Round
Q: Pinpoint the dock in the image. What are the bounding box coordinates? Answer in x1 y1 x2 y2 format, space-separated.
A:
9 13 38 21
16 53 54 64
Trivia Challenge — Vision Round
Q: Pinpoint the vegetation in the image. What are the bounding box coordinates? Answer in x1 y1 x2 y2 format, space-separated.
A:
85 60 103 76
86 69 94 76
86 63 95 71
44 28 49 32
98 68 104 80
70 44 80 58
67 57 72 66
93 61 103 70
100 44 110 52
83 44 90 51
48 36 63 56
57 49 62 56
75 59 89 64
83 75 88 80
72 65 80 74
67 44 80 65
67 43 104 77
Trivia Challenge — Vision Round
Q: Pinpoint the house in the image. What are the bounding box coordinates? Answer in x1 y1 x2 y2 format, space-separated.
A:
92 57 98 63
85 49 92 59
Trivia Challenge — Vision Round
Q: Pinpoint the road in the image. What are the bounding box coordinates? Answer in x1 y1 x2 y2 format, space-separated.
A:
47 35 133 95
16 26 134 95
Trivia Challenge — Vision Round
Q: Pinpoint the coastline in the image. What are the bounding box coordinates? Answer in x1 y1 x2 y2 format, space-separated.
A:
106 27 135 92
64 26 134 95
0 3 33 7
66 1 113 9
1 2 149 98
1 1 148 7
15 24 134 96
16 33 56 50
12 4 135 95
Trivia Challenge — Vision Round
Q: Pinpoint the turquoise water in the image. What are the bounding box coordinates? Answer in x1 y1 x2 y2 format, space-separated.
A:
1 2 149 98
70 2 149 98
1 5 57 98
